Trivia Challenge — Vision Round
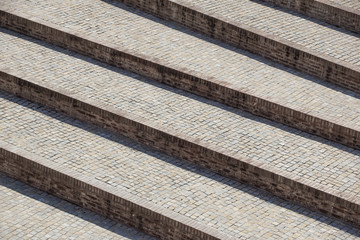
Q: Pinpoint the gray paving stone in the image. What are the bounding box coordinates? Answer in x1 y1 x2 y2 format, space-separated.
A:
2 1 360 131
0 173 156 240
2 0 360 68
1 29 360 200
1 91 360 239
180 0 360 65
326 0 360 10
1 0 360 237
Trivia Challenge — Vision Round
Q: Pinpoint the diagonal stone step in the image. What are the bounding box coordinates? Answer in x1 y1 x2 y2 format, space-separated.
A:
326 0 360 9
1 91 360 239
2 2 359 96
0 144 228 240
0 173 157 240
1 29 359 226
1 9 360 151
256 0 360 34
84 0 360 91
110 0 360 91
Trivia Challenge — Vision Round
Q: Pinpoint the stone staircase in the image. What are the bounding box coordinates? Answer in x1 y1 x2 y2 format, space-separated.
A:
0 0 359 239
1 173 156 240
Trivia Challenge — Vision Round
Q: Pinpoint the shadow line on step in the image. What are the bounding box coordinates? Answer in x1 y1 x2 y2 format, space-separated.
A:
0 173 155 240
2 27 360 158
249 0 360 37
1 91 360 236
101 0 360 100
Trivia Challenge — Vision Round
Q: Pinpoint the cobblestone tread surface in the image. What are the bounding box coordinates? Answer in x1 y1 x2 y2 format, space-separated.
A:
3 0 360 68
179 0 360 65
1 92 360 239
0 173 156 240
2 0 360 133
1 29 360 199
326 0 360 10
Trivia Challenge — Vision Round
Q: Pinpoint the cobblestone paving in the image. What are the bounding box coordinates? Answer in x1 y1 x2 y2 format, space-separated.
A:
0 173 155 240
1 29 360 199
2 1 360 132
2 0 360 69
181 0 360 65
326 0 360 10
1 92 360 239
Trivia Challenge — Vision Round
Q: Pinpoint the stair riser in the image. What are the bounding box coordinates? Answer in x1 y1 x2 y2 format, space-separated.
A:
1 70 359 227
257 0 360 34
110 0 360 93
1 10 360 151
0 142 229 240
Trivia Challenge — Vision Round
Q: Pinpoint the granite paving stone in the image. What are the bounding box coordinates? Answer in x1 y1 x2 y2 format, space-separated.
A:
0 29 360 199
325 0 360 10
1 0 360 132
0 173 156 240
2 0 360 68
1 91 360 239
177 0 360 66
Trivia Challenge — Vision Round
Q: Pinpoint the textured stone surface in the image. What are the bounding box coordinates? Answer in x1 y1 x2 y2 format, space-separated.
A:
1 29 359 202
326 0 360 10
4 68 360 226
256 0 360 34
176 0 360 64
1 0 360 88
2 3 360 141
3 0 360 97
0 173 156 240
1 146 229 240
1 91 360 239
3 8 360 150
1 0 360 237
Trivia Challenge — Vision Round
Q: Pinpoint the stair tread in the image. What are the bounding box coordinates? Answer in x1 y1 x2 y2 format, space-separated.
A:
1 91 360 239
0 173 155 240
1 29 360 200
2 0 360 237
2 1 360 133
326 0 360 10
3 0 360 68
178 0 360 64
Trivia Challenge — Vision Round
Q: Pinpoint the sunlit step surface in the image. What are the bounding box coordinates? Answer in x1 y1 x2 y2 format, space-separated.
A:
1 29 359 203
1 90 360 239
0 173 156 240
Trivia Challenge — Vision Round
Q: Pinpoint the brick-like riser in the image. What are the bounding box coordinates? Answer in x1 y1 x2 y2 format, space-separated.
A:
1 10 360 152
109 0 360 93
257 0 360 34
1 70 359 227
0 141 232 240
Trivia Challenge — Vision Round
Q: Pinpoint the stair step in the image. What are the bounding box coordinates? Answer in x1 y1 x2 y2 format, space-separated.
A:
1 8 360 150
256 0 360 34
1 91 360 239
1 29 360 225
116 0 360 89
0 94 230 240
2 0 359 94
2 0 359 237
327 0 360 10
168 0 360 65
0 173 156 240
